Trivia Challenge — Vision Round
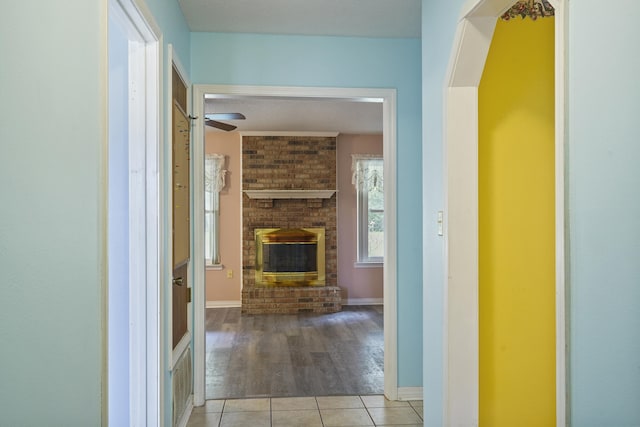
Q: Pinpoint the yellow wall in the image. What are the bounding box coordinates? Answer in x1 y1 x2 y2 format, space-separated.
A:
478 17 555 426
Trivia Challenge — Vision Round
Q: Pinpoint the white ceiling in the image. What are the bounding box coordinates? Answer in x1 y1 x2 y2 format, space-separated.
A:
179 0 421 38
204 96 383 134
187 0 417 134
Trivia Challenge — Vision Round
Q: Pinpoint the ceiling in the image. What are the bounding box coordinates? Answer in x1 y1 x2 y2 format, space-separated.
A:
204 96 383 134
186 0 418 134
179 0 421 38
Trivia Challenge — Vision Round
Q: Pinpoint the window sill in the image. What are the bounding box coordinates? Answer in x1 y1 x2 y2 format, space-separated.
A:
206 264 224 271
354 261 384 269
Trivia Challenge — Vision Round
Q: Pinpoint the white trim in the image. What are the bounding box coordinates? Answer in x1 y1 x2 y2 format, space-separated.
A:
192 84 398 404
107 0 161 426
443 1 567 426
206 300 242 308
354 262 383 269
171 332 192 370
206 264 224 271
548 1 567 425
444 86 482 427
175 395 193 427
382 89 398 401
342 298 383 306
240 131 339 137
397 387 424 401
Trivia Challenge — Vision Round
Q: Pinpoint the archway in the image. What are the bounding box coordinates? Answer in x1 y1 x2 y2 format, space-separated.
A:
444 0 566 424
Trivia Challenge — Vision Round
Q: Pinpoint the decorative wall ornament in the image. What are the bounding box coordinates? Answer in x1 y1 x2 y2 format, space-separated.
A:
501 0 555 20
205 153 227 192
352 154 383 192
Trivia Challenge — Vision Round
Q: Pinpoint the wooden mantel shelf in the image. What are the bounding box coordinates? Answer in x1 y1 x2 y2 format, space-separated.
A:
244 190 336 199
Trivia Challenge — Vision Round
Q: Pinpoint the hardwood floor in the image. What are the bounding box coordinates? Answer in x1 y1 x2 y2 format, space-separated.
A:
205 305 384 399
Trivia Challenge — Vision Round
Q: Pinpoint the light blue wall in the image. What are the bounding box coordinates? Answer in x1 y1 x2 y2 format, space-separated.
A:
567 1 640 425
191 32 423 385
421 0 640 426
147 0 191 65
421 1 466 425
0 2 105 425
0 0 190 425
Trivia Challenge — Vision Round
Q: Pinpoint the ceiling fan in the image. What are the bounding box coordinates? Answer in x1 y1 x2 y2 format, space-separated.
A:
204 112 246 131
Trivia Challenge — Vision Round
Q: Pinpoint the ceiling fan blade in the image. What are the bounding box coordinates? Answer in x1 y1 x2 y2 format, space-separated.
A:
205 119 237 131
205 113 246 121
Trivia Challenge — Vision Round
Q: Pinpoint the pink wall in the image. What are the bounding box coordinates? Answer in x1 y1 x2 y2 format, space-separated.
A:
337 134 384 303
205 132 383 305
205 130 242 304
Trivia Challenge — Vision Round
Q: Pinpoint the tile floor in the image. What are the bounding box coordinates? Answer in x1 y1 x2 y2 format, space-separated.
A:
187 395 423 427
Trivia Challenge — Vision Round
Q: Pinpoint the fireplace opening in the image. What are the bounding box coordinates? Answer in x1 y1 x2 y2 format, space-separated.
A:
255 228 325 286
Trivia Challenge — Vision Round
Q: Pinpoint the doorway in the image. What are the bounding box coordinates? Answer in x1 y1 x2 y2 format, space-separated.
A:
444 0 566 425
191 85 399 406
106 0 161 425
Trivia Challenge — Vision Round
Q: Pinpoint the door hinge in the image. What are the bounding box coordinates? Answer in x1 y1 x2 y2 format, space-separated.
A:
187 287 192 304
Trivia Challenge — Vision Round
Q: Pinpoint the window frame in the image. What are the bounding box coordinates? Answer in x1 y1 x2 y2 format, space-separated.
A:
353 155 384 265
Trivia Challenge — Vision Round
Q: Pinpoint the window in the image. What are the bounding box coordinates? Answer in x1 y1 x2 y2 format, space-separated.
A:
352 155 384 264
204 154 226 266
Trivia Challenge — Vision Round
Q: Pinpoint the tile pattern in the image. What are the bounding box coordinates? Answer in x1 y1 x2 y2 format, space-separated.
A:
188 395 424 427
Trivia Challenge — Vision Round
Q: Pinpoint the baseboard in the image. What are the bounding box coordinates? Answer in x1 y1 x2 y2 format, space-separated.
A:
176 395 193 427
342 298 383 306
206 300 241 308
397 387 423 401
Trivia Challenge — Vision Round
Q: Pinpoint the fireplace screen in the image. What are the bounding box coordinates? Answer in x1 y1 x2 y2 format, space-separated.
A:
255 228 325 286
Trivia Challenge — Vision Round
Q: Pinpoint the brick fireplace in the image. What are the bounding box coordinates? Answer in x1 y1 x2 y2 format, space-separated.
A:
241 135 341 314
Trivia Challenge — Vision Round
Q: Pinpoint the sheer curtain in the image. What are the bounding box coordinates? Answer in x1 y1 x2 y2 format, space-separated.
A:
204 153 226 265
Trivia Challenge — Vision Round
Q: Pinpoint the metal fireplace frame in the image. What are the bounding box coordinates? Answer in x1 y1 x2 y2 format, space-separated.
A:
254 227 325 286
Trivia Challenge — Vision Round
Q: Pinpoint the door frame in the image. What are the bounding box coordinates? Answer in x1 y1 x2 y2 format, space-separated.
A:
191 84 398 406
443 0 566 425
106 0 162 425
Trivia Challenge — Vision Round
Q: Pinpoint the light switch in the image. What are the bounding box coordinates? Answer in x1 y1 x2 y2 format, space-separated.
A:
226 269 233 279
437 211 444 236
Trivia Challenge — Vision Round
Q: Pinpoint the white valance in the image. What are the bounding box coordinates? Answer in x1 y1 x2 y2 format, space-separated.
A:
205 153 227 193
351 154 383 192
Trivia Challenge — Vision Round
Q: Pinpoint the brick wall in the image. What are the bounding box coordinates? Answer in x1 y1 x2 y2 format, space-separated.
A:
242 135 337 289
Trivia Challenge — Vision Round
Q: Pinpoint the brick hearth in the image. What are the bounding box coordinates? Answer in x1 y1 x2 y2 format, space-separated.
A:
241 135 339 314
241 286 342 315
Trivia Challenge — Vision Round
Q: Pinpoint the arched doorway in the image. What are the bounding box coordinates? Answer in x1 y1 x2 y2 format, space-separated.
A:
444 0 566 424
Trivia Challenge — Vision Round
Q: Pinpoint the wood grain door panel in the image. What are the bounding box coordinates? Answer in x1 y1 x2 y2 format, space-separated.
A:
172 84 190 348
